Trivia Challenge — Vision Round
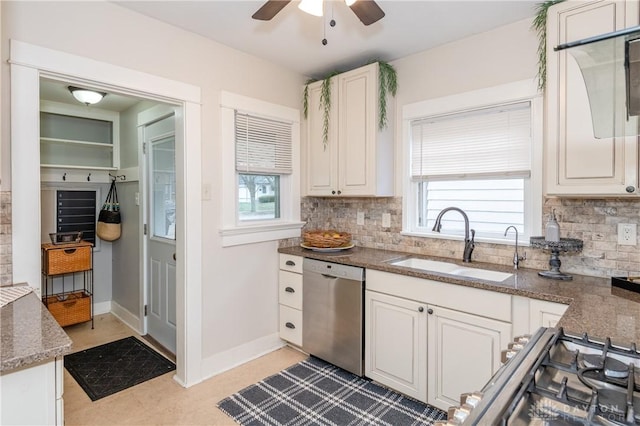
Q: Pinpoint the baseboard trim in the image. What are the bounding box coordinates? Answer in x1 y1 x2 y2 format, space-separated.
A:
93 300 111 316
110 300 143 335
200 333 285 382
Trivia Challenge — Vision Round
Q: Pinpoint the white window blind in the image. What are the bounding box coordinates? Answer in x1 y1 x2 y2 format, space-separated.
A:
235 112 292 175
411 101 532 179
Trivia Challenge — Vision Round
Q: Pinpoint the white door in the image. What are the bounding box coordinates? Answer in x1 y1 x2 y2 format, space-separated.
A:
144 114 177 354
427 305 511 411
364 290 427 402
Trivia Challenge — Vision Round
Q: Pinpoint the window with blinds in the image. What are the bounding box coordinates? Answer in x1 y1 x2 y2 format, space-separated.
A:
411 101 533 240
235 111 292 222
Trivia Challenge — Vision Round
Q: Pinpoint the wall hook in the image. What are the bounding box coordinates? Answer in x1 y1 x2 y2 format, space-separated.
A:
87 173 91 182
62 173 67 181
109 173 126 181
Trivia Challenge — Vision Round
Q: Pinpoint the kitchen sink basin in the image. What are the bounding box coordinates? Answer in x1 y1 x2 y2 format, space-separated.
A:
388 257 513 282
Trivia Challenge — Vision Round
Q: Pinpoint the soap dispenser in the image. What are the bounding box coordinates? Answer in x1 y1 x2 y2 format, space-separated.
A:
545 209 560 242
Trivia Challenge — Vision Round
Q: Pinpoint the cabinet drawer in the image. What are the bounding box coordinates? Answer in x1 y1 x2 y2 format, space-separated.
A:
279 254 303 274
42 245 91 275
279 305 302 346
279 271 302 310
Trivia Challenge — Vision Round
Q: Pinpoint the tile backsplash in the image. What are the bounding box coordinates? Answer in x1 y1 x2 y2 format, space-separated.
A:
1 191 12 286
280 196 640 279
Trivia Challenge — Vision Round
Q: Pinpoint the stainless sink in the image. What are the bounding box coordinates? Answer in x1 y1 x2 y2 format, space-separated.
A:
389 257 513 282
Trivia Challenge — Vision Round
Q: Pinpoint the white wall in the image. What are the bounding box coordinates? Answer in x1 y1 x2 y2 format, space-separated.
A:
2 0 305 373
391 18 539 194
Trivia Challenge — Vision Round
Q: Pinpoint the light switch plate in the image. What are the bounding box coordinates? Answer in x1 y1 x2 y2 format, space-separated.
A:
357 211 365 225
202 183 211 201
382 213 391 228
618 223 637 246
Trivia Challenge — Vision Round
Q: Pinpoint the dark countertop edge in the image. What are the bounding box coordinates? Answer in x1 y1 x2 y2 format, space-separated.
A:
278 245 577 305
1 290 73 373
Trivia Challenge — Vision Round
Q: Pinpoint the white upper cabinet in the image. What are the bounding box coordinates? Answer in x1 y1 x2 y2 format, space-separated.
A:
40 101 120 181
546 0 640 196
304 62 394 197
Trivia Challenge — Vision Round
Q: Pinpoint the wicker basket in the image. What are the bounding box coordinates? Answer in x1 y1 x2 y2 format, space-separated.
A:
45 291 91 327
42 245 91 275
303 230 352 248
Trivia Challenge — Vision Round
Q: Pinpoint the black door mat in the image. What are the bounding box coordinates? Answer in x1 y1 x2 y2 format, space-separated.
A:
64 336 176 401
218 356 447 425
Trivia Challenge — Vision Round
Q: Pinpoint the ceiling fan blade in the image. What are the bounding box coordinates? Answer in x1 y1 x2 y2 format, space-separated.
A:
349 0 385 26
252 0 292 21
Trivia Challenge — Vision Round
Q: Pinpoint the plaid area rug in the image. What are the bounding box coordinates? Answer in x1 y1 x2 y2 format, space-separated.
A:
64 336 175 401
218 357 447 426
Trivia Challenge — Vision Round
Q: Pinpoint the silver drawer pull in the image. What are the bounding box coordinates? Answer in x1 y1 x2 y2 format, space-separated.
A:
285 287 295 293
285 260 296 266
285 322 296 329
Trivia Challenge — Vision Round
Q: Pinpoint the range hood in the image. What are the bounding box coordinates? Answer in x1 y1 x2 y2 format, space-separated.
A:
555 26 640 138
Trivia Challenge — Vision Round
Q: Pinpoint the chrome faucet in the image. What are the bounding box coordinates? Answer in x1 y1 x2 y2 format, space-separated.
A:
504 226 526 269
432 207 475 263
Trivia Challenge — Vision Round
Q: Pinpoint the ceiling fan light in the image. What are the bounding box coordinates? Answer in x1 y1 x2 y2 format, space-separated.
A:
345 0 357 6
68 86 107 105
299 0 323 17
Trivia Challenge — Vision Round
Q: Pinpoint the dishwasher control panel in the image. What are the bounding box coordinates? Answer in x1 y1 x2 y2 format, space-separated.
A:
303 258 364 281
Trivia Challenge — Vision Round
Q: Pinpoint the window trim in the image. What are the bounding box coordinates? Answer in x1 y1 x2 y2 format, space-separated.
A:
401 80 543 246
219 91 304 247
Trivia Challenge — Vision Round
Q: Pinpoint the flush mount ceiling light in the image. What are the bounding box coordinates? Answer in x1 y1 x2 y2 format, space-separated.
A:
68 86 107 106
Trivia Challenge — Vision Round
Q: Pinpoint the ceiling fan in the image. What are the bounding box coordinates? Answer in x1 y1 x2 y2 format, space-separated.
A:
252 0 385 26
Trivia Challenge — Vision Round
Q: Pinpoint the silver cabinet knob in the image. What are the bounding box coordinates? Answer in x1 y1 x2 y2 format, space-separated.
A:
626 185 636 193
427 308 434 315
418 307 424 312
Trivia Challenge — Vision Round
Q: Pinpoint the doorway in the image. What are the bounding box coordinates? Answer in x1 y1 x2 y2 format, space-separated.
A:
10 40 203 386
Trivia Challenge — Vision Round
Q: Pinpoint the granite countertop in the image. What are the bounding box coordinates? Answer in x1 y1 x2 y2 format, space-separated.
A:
1 284 72 372
279 245 640 348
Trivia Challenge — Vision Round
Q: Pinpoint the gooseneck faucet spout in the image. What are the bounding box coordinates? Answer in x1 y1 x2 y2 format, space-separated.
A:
432 207 475 262
504 226 526 269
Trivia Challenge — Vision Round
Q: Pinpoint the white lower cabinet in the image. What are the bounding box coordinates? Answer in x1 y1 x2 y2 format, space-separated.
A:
0 356 63 425
365 290 427 401
427 305 511 411
364 269 514 410
278 254 303 346
529 298 568 330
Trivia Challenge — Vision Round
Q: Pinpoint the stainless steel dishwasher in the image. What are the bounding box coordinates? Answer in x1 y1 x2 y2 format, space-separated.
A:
302 258 365 376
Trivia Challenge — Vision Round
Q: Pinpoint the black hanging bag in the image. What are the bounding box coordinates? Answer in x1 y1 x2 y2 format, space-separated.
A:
97 179 122 241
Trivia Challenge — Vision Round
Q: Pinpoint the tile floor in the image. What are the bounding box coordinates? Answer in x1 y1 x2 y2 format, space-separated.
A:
62 313 306 425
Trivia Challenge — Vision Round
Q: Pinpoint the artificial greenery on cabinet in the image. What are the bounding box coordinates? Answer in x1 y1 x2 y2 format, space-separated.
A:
532 0 565 90
303 61 398 149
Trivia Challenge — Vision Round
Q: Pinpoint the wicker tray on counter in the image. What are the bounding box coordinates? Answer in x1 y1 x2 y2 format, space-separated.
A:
303 230 352 248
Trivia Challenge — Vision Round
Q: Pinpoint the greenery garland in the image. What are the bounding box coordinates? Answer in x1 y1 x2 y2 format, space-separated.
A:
532 0 565 91
303 60 398 149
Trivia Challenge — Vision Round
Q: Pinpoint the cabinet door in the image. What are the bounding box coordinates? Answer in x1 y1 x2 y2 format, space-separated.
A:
529 299 568 330
338 63 378 196
546 0 639 196
305 79 339 196
427 305 511 411
365 290 427 402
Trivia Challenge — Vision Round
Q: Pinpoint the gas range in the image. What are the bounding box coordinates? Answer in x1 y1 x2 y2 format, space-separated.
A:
440 327 640 425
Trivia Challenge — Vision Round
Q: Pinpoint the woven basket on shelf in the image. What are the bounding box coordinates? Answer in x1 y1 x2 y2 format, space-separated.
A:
303 230 352 248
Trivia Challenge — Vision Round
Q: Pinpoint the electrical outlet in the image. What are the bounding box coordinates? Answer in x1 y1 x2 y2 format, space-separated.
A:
618 223 637 246
357 211 365 225
382 213 391 228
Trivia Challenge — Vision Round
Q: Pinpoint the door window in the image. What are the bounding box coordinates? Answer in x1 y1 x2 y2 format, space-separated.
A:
150 136 176 240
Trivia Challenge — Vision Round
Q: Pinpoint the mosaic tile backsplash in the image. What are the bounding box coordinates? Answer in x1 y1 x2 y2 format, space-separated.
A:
280 196 640 279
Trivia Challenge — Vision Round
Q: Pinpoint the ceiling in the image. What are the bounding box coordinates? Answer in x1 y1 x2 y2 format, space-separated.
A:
115 0 540 79
40 78 148 112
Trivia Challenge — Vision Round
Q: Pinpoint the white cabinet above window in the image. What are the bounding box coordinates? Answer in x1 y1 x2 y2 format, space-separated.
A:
40 101 120 179
545 0 640 196
303 63 394 197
